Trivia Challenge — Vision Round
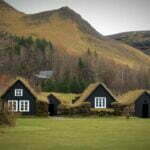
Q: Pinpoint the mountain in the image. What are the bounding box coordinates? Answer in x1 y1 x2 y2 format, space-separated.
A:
0 0 150 69
0 0 24 25
108 31 150 55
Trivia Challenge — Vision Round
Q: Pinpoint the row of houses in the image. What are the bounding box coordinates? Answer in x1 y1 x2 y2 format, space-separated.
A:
0 77 150 117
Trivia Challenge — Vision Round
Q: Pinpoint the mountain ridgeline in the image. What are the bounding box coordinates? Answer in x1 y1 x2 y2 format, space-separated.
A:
108 31 150 55
24 6 103 40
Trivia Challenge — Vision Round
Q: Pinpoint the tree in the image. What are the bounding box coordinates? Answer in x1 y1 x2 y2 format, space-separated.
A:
26 36 33 45
87 48 91 55
41 79 55 92
14 44 21 55
35 38 47 51
78 57 85 69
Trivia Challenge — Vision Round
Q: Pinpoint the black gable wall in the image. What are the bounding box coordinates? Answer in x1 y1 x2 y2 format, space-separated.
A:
1 80 36 115
135 92 150 117
86 85 115 108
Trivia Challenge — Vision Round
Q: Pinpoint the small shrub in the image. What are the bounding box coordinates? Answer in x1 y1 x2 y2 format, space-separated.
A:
111 102 124 116
14 44 21 55
58 104 70 115
90 108 115 117
0 111 16 127
36 101 48 116
123 106 134 117
58 102 91 116
77 102 91 114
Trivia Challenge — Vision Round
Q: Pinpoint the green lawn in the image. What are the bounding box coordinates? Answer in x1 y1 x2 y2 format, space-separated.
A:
0 117 150 150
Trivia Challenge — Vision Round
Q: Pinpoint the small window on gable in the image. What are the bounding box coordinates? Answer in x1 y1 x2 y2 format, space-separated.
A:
95 97 106 108
15 89 23 96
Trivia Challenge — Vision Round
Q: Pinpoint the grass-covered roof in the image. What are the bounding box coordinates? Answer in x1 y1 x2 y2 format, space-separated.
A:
75 82 116 104
0 77 47 103
0 77 38 98
117 90 150 106
39 92 79 104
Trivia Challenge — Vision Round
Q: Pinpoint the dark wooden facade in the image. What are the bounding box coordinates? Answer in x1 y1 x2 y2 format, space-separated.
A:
1 80 37 115
135 92 150 117
85 84 116 108
47 94 61 116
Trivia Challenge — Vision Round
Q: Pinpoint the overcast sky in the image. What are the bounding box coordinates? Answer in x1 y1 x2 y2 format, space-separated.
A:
4 0 150 35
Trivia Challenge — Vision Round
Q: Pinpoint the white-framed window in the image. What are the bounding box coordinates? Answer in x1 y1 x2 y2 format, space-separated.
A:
19 100 30 112
95 97 106 108
8 100 18 112
15 89 23 96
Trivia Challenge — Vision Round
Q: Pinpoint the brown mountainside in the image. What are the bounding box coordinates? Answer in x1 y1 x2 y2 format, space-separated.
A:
0 0 150 68
108 31 150 55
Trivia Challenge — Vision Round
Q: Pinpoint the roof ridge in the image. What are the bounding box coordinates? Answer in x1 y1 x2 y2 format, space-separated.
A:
75 82 116 104
118 89 149 105
0 77 37 99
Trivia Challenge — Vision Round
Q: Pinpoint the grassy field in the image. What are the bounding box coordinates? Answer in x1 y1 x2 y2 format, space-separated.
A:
0 117 150 150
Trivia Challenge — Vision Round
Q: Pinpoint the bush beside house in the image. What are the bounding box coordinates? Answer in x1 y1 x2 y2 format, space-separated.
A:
58 102 91 116
36 101 49 117
0 101 17 127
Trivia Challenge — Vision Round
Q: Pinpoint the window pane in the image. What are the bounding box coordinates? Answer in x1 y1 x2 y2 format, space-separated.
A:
15 89 23 96
19 100 29 112
95 97 107 108
96 99 99 107
8 100 18 112
101 99 104 107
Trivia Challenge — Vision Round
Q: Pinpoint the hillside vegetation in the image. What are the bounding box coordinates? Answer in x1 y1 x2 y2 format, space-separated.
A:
0 32 54 76
0 32 149 94
0 0 150 68
108 31 150 55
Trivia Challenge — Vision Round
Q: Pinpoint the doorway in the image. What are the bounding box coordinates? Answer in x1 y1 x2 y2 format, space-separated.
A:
142 104 149 118
48 104 55 116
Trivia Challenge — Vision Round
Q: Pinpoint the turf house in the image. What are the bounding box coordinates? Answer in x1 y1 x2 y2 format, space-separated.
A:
74 83 116 109
118 90 150 118
41 92 78 116
0 77 48 115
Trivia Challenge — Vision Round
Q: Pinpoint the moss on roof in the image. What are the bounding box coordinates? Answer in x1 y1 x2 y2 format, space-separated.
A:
52 92 79 104
37 92 49 103
38 92 79 104
1 77 38 97
0 77 47 103
118 89 150 106
75 82 116 104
